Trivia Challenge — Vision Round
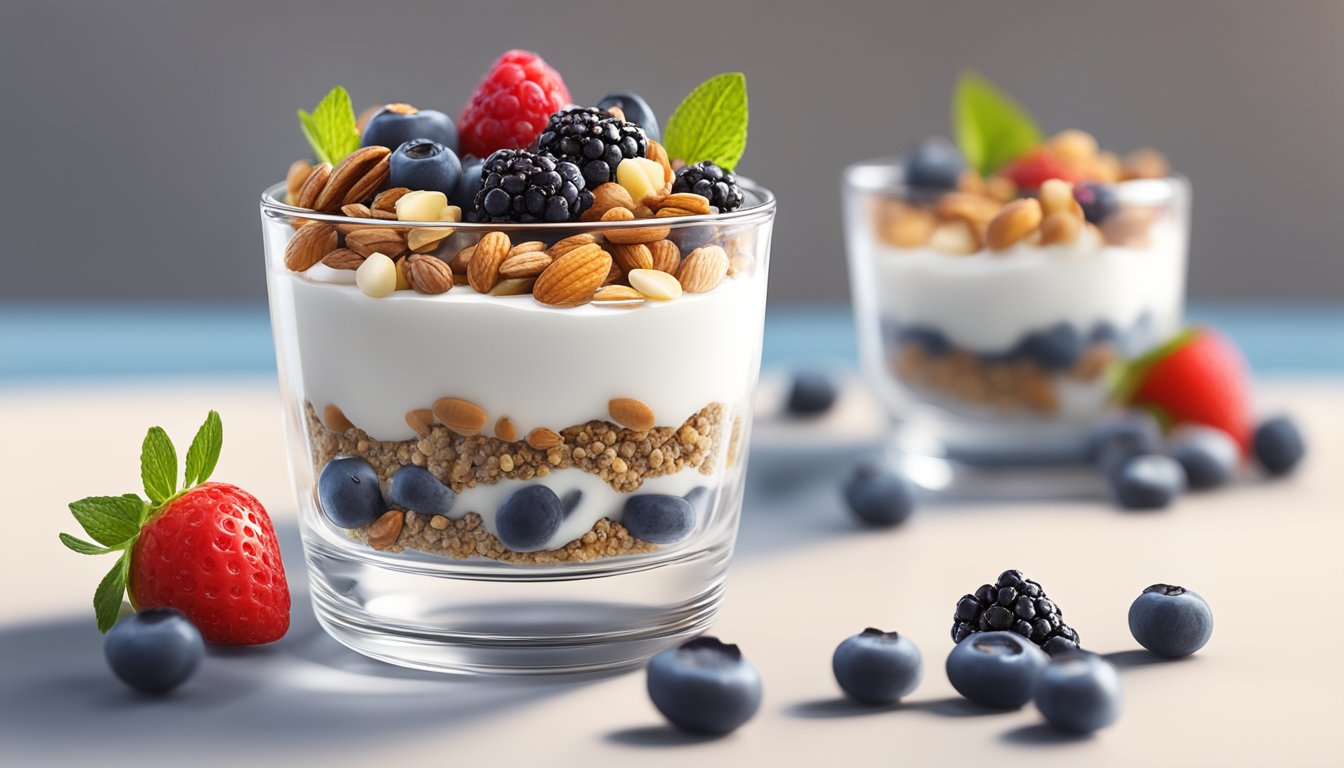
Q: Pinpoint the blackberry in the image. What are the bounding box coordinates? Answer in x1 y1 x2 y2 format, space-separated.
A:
952 569 1080 652
672 160 744 212
472 149 593 223
533 106 647 188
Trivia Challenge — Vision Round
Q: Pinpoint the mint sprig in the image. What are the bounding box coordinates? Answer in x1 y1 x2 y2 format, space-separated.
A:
662 72 749 171
298 86 359 166
953 72 1043 176
59 411 225 632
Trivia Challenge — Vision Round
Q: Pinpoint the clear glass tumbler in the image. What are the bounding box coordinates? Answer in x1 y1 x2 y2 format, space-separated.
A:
261 183 774 674
843 160 1189 494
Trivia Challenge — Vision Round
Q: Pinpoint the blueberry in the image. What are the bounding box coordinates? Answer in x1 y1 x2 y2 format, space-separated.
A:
388 466 455 517
361 103 458 154
1110 454 1186 509
903 137 964 191
646 636 762 735
495 486 563 552
1253 415 1306 476
104 609 204 695
623 494 695 544
1166 426 1238 490
596 92 660 142
451 156 485 211
318 456 386 528
896 325 951 357
832 628 923 705
1033 652 1123 734
389 139 462 199
1091 411 1163 474
786 370 838 416
1073 181 1119 224
843 463 915 527
1017 322 1084 371
1128 584 1213 657
945 631 1048 710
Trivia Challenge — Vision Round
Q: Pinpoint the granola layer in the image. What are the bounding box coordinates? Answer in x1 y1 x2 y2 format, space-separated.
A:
891 342 1115 414
352 511 656 565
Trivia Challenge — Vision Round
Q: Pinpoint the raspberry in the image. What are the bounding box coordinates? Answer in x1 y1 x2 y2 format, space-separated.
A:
459 50 571 159
999 147 1085 190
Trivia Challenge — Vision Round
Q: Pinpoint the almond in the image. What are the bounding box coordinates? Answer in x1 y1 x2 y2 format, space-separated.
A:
936 193 1001 229
648 192 713 215
372 187 412 213
1038 179 1076 217
646 140 675 190
548 233 599 259
601 206 670 244
321 248 365 270
495 417 518 442
346 227 408 258
405 408 434 437
286 160 313 203
609 398 655 432
627 269 682 300
341 203 374 219
654 206 699 218
987 198 1043 251
432 397 488 436
533 243 611 307
295 163 332 210
649 240 681 273
488 277 537 296
527 427 563 450
677 245 729 293
316 146 392 212
585 183 636 220
284 221 338 272
467 231 511 292
603 262 624 286
449 244 476 273
499 250 553 278
608 242 653 273
406 254 453 294
1040 211 1082 246
593 285 645 304
370 208 400 221
322 404 354 432
407 226 454 253
367 509 404 551
878 204 936 247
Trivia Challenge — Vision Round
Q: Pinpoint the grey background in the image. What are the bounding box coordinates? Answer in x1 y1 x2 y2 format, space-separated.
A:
3 0 1342 303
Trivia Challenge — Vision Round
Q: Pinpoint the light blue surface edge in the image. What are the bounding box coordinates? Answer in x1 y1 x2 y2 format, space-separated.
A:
1 302 1340 381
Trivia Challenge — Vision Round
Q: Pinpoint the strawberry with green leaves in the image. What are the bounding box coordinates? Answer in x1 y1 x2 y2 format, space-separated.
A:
60 412 290 644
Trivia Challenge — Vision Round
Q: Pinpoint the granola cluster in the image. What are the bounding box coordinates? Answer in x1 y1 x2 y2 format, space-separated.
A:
892 341 1116 414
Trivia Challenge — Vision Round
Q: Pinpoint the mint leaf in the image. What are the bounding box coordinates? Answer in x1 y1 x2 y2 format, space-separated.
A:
69 495 142 546
184 410 223 487
298 86 359 166
140 427 177 505
663 72 748 171
953 72 1043 176
94 552 130 633
59 533 119 556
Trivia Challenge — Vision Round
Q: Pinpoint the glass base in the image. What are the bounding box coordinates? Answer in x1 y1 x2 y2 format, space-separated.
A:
301 528 731 676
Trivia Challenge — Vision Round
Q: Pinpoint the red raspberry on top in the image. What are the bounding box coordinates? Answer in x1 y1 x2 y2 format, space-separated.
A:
459 50 571 159
999 147 1086 190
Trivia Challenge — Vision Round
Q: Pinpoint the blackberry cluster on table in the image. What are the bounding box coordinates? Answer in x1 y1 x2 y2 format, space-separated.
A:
952 569 1081 652
472 149 593 223
532 106 648 189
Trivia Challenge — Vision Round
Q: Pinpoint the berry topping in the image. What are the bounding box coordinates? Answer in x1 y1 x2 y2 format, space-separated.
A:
1109 454 1187 509
646 636 762 734
945 631 1048 710
1128 583 1214 658
361 102 459 155
495 485 564 552
622 494 695 544
904 137 965 191
103 608 204 695
951 570 1079 651
451 156 486 210
1033 653 1123 734
318 456 386 528
473 148 593 223
672 160 744 212
596 91 661 142
786 370 838 416
533 106 648 189
1073 180 1119 224
459 50 571 159
1253 415 1306 476
999 147 1085 190
389 139 462 198
832 628 924 705
388 466 456 518
843 462 916 528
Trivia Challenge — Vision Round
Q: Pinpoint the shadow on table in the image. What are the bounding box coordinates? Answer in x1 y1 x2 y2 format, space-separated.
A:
1102 648 1197 670
0 523 606 762
786 696 1003 720
604 724 729 748
999 722 1093 746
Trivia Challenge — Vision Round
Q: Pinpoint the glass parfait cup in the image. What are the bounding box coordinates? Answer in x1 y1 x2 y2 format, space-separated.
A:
261 182 774 674
843 159 1189 494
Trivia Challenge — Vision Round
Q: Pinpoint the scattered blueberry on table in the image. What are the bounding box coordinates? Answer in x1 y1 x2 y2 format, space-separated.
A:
647 636 762 735
623 494 695 544
946 631 1048 710
1252 415 1306 476
785 370 839 416
318 456 387 528
1166 426 1239 490
1110 454 1186 509
1128 584 1213 658
389 139 463 199
832 628 923 705
1033 652 1123 734
495 485 564 552
843 462 916 527
104 608 205 695
388 466 456 518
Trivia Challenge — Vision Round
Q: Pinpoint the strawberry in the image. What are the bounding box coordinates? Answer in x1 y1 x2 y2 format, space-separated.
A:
1114 328 1253 451
459 50 571 159
60 411 290 643
999 147 1086 189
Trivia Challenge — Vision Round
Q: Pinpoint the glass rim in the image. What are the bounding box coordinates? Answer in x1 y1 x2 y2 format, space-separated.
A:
260 178 776 229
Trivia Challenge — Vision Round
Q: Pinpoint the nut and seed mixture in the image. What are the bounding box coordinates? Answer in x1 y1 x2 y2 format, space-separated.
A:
351 511 656 565
891 342 1116 414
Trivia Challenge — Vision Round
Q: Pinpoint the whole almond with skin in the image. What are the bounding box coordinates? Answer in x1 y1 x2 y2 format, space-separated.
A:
346 227 407 258
646 140 675 188
650 193 713 215
677 245 729 293
499 250 552 278
987 198 1043 251
405 408 434 437
450 244 476 273
285 221 338 271
603 262 624 286
507 240 546 258
316 146 392 211
468 231 511 292
589 183 635 218
372 187 411 213
649 240 681 273
495 417 518 442
1040 211 1082 246
655 207 698 218
286 160 313 203
367 509 404 551
341 203 374 219
609 398 655 432
527 427 563 450
295 163 332 210
488 277 537 296
549 233 599 259
322 404 354 432
602 206 669 244
608 242 653 272
322 248 365 270
937 192 1001 228
369 208 399 221
533 243 611 307
432 397 488 436
406 254 453 294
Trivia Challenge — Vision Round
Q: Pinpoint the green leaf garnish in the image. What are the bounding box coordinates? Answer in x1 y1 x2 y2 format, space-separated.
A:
60 412 227 632
662 72 749 171
140 427 178 505
953 72 1043 176
184 410 223 488
298 86 359 166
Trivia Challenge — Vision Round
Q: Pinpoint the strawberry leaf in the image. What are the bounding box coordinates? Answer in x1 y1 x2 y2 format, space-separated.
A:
59 533 119 556
68 495 142 547
298 86 359 167
94 552 130 633
140 426 177 505
662 72 748 171
954 72 1043 176
184 410 223 488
